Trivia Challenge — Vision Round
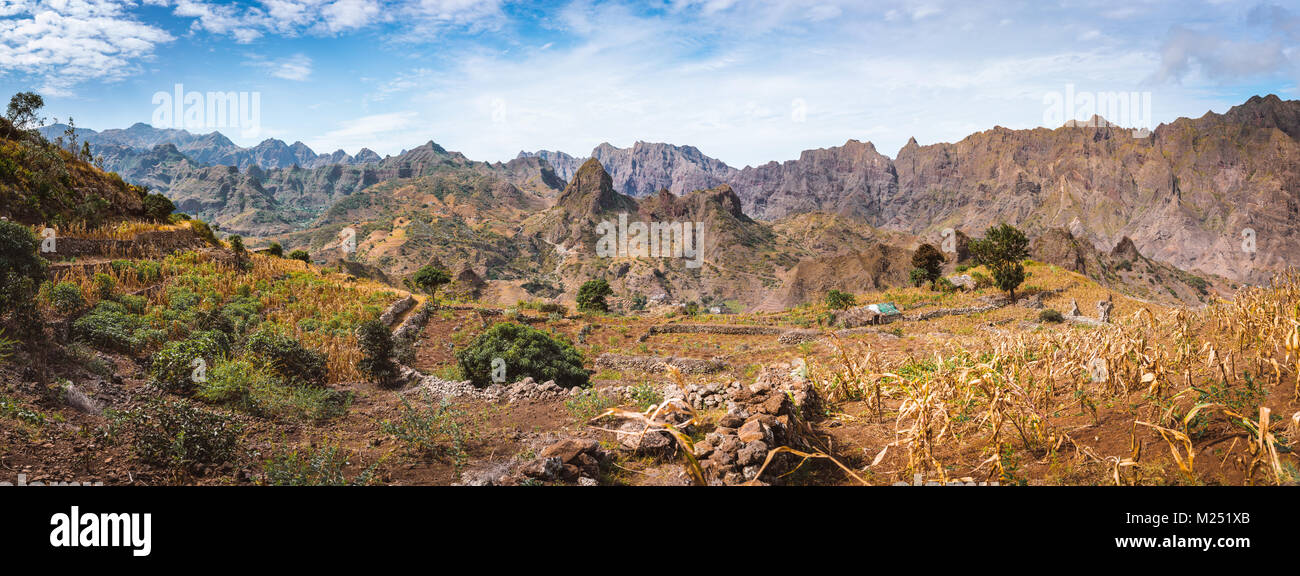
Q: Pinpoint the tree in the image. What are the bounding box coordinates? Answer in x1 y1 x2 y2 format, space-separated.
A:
266 242 283 257
455 322 588 388
910 243 945 289
356 319 398 386
825 289 856 310
969 223 1030 301
142 193 175 223
5 92 44 130
576 279 613 313
412 265 451 298
288 249 310 263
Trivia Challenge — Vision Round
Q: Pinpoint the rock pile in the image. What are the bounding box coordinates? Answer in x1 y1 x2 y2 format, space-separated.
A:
595 353 726 375
693 365 821 485
463 437 609 486
406 376 579 404
515 438 607 485
678 381 742 410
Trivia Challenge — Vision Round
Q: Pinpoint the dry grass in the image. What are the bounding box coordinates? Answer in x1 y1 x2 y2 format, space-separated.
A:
803 269 1300 485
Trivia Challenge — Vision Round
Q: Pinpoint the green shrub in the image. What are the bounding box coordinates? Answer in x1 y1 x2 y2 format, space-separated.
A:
189 220 218 245
197 358 350 422
195 358 266 404
0 220 46 320
288 249 310 263
127 399 241 472
1039 309 1065 323
245 379 351 422
266 242 283 257
356 319 398 385
149 331 229 394
117 293 147 314
246 326 326 386
825 289 856 310
261 445 374 486
576 279 612 313
73 301 143 351
48 281 85 315
382 395 472 464
565 388 616 422
627 382 663 411
456 322 588 388
92 272 115 299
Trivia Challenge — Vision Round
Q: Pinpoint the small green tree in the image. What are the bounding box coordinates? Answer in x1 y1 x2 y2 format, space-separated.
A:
910 243 945 289
969 223 1030 301
576 279 613 313
266 242 283 258
356 319 398 386
825 289 856 310
142 193 175 223
412 265 451 298
456 322 588 388
288 249 310 263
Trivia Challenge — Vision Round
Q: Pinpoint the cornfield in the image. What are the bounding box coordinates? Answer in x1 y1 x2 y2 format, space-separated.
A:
806 271 1300 485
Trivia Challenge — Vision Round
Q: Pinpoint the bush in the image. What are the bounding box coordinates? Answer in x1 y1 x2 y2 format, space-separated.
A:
266 242 283 257
117 293 147 314
825 289 856 310
356 319 398 385
149 331 229 395
92 272 115 299
288 249 310 263
73 301 143 352
127 399 241 472
195 358 268 404
262 445 374 486
189 220 218 246
197 358 350 422
48 281 84 315
1039 309 1065 323
456 322 588 388
0 220 46 319
576 279 613 313
246 326 327 386
142 193 175 223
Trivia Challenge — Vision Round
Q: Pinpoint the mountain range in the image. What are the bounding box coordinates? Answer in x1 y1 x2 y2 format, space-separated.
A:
38 94 1300 305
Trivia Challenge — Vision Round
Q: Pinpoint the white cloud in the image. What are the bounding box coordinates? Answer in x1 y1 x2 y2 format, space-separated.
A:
308 110 421 153
0 0 175 96
151 0 501 42
252 53 313 80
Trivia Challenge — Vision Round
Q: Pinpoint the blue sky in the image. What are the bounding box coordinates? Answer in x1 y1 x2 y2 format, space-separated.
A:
1 0 1298 167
